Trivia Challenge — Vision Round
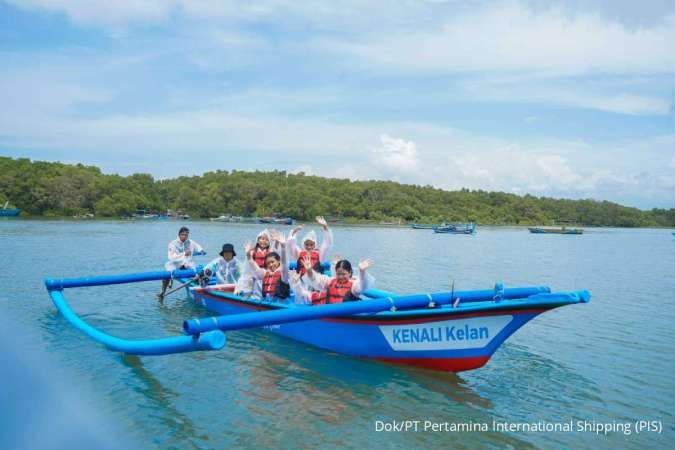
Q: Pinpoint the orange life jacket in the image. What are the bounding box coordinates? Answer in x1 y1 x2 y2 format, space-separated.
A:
297 249 321 275
326 278 355 304
253 247 269 268
262 270 290 299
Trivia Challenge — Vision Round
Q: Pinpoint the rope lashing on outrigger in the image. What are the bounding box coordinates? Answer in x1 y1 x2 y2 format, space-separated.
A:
183 287 590 335
44 269 226 356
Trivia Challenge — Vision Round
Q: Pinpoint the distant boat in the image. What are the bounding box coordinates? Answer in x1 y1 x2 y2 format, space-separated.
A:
72 213 94 220
0 200 20 217
132 209 159 219
529 227 583 235
434 223 476 234
210 214 232 222
211 215 273 223
411 223 437 229
271 217 293 225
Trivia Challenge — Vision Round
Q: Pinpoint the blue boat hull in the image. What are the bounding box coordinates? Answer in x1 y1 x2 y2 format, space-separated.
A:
0 208 20 217
191 288 557 372
434 223 476 234
529 227 583 234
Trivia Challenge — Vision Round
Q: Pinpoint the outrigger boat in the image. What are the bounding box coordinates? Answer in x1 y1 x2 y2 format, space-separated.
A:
44 268 590 372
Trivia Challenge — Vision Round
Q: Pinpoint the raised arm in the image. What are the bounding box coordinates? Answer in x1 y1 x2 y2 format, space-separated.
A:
353 259 374 295
270 230 289 283
287 224 304 260
303 254 331 290
316 216 333 260
244 241 266 279
289 270 311 304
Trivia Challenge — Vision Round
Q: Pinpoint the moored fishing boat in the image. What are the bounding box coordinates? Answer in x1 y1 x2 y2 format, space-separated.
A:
434 223 476 234
132 209 160 219
44 269 590 373
529 226 583 235
411 223 438 229
0 200 20 217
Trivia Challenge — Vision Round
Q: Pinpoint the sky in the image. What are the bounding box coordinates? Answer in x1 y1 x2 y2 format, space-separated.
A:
0 0 673 209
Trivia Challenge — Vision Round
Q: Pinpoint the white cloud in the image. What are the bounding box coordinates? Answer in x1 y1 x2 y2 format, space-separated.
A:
2 103 672 207
536 155 582 185
329 1 675 76
443 146 594 194
371 134 420 175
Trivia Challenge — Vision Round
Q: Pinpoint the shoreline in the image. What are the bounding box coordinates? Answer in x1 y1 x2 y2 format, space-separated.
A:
4 216 674 230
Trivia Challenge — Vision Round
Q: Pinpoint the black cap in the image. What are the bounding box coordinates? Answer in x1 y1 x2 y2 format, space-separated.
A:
219 243 236 257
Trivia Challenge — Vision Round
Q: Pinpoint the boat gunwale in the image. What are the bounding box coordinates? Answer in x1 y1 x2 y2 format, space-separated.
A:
191 287 578 324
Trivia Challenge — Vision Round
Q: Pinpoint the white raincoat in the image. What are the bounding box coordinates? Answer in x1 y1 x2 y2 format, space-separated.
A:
164 238 204 271
288 228 333 262
235 229 281 297
204 256 241 284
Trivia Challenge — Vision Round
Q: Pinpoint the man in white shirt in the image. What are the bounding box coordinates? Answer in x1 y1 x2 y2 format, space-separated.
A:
158 226 204 299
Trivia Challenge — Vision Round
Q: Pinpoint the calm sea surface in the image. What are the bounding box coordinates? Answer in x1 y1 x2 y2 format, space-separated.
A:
1 220 673 449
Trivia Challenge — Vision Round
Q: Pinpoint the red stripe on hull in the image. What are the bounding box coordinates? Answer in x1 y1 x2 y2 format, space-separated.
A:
323 308 548 325
377 356 491 373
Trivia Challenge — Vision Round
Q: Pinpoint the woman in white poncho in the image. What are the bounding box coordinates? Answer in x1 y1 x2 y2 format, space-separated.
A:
203 243 241 285
235 228 281 297
288 216 333 283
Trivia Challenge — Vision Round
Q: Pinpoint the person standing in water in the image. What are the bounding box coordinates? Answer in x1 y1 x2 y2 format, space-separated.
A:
158 226 204 300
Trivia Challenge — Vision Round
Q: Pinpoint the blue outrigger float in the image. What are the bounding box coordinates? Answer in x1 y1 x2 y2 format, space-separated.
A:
44 268 590 372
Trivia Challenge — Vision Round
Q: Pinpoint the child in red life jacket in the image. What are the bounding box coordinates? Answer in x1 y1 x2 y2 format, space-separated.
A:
288 216 333 276
245 230 290 300
237 228 282 297
297 255 374 305
251 229 277 269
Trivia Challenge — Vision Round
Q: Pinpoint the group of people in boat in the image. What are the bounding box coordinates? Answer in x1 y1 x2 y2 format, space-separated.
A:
158 217 374 305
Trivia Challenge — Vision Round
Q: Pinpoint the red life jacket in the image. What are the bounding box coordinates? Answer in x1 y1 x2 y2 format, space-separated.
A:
310 290 327 305
262 270 290 299
326 278 354 304
296 249 321 275
253 247 269 268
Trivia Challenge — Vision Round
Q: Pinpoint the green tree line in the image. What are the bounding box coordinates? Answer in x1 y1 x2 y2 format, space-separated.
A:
1 156 673 227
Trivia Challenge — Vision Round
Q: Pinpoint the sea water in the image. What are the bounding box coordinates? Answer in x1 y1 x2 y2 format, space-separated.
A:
0 220 673 449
